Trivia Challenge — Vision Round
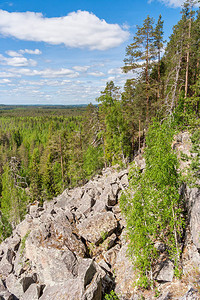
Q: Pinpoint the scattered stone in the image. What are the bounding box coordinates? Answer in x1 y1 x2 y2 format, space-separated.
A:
21 283 41 300
78 259 97 288
0 256 13 277
181 287 200 300
39 280 83 300
156 260 174 282
157 291 171 300
111 183 120 198
101 233 117 251
1 160 199 300
113 244 136 298
120 174 129 188
134 154 146 170
77 212 117 245
29 202 39 218
0 290 17 300
98 259 111 273
76 193 95 217
103 244 121 266
20 275 37 293
189 189 200 250
154 241 166 253
6 274 24 299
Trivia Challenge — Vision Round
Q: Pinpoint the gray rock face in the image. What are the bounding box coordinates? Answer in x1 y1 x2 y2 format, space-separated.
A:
1 156 199 299
6 274 24 299
113 244 136 298
0 256 13 277
21 284 41 300
181 287 200 300
77 212 117 245
0 166 130 299
156 260 174 282
39 280 83 300
188 187 200 250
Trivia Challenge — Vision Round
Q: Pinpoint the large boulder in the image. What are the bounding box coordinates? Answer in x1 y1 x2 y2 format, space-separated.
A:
0 256 13 277
156 260 174 283
188 187 200 250
77 212 117 245
39 280 83 300
113 243 136 298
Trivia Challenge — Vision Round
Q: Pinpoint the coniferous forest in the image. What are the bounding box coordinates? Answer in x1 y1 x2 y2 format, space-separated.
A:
0 0 200 289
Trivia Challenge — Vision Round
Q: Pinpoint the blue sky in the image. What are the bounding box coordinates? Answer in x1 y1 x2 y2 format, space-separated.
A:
0 0 188 105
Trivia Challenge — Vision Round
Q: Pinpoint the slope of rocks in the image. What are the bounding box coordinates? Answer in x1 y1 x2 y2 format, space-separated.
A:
0 132 200 299
0 166 135 299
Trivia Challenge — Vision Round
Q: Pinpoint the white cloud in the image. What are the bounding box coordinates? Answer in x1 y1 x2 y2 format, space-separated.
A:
6 50 22 57
0 78 11 83
73 66 90 72
0 54 37 67
19 79 72 86
36 68 78 78
0 10 129 50
108 67 123 75
6 48 42 57
158 0 184 7
88 71 104 77
0 71 20 78
152 0 199 8
19 49 42 55
9 67 79 78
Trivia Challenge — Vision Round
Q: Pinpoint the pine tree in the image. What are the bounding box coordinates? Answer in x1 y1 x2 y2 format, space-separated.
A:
1 162 28 228
121 79 145 154
123 16 155 124
97 81 131 165
29 148 42 203
154 14 164 100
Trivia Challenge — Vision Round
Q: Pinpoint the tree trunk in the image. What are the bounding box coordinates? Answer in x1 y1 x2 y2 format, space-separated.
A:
59 135 64 187
146 32 149 125
170 53 182 114
184 14 192 112
139 119 141 152
157 49 161 100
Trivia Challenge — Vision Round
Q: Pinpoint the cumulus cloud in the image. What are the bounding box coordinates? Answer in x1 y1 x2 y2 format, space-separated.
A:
158 0 184 7
108 67 123 75
0 78 11 83
151 0 199 8
9 67 79 78
0 71 20 78
0 10 129 50
88 71 105 77
6 49 42 57
19 79 72 86
0 54 37 67
72 66 90 72
19 49 42 55
6 50 22 57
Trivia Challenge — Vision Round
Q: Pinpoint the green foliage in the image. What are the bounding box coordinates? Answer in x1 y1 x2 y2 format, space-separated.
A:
83 145 104 178
0 213 12 243
29 148 42 203
120 120 185 287
104 290 119 300
174 92 200 129
20 230 30 257
97 81 131 166
100 231 108 242
1 163 28 227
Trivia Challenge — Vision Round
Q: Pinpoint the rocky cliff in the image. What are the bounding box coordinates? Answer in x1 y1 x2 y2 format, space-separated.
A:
0 132 200 300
